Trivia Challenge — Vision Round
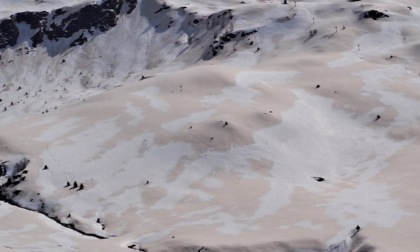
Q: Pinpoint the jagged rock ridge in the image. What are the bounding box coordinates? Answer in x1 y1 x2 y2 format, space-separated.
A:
0 0 137 50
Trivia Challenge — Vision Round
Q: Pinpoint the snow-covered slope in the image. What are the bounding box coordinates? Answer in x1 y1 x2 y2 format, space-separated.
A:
0 0 245 122
1 0 420 251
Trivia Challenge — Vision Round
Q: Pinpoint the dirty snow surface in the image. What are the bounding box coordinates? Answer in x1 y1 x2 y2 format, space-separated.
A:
1 0 420 251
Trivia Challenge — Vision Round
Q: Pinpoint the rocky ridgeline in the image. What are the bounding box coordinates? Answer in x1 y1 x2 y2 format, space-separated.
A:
0 0 393 58
0 0 137 50
0 0 256 59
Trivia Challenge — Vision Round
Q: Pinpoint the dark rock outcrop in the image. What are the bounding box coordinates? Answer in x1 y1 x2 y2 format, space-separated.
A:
13 11 48 29
31 30 45 47
44 0 136 45
363 10 389 20
70 33 88 47
0 0 137 50
52 8 66 19
0 19 19 48
204 28 257 60
124 0 137 14
0 161 8 177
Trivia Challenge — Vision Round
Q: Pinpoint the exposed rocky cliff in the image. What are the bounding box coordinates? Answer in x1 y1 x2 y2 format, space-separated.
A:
0 19 20 48
0 0 137 50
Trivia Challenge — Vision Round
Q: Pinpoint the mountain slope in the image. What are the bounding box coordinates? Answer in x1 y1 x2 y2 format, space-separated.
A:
1 0 420 251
